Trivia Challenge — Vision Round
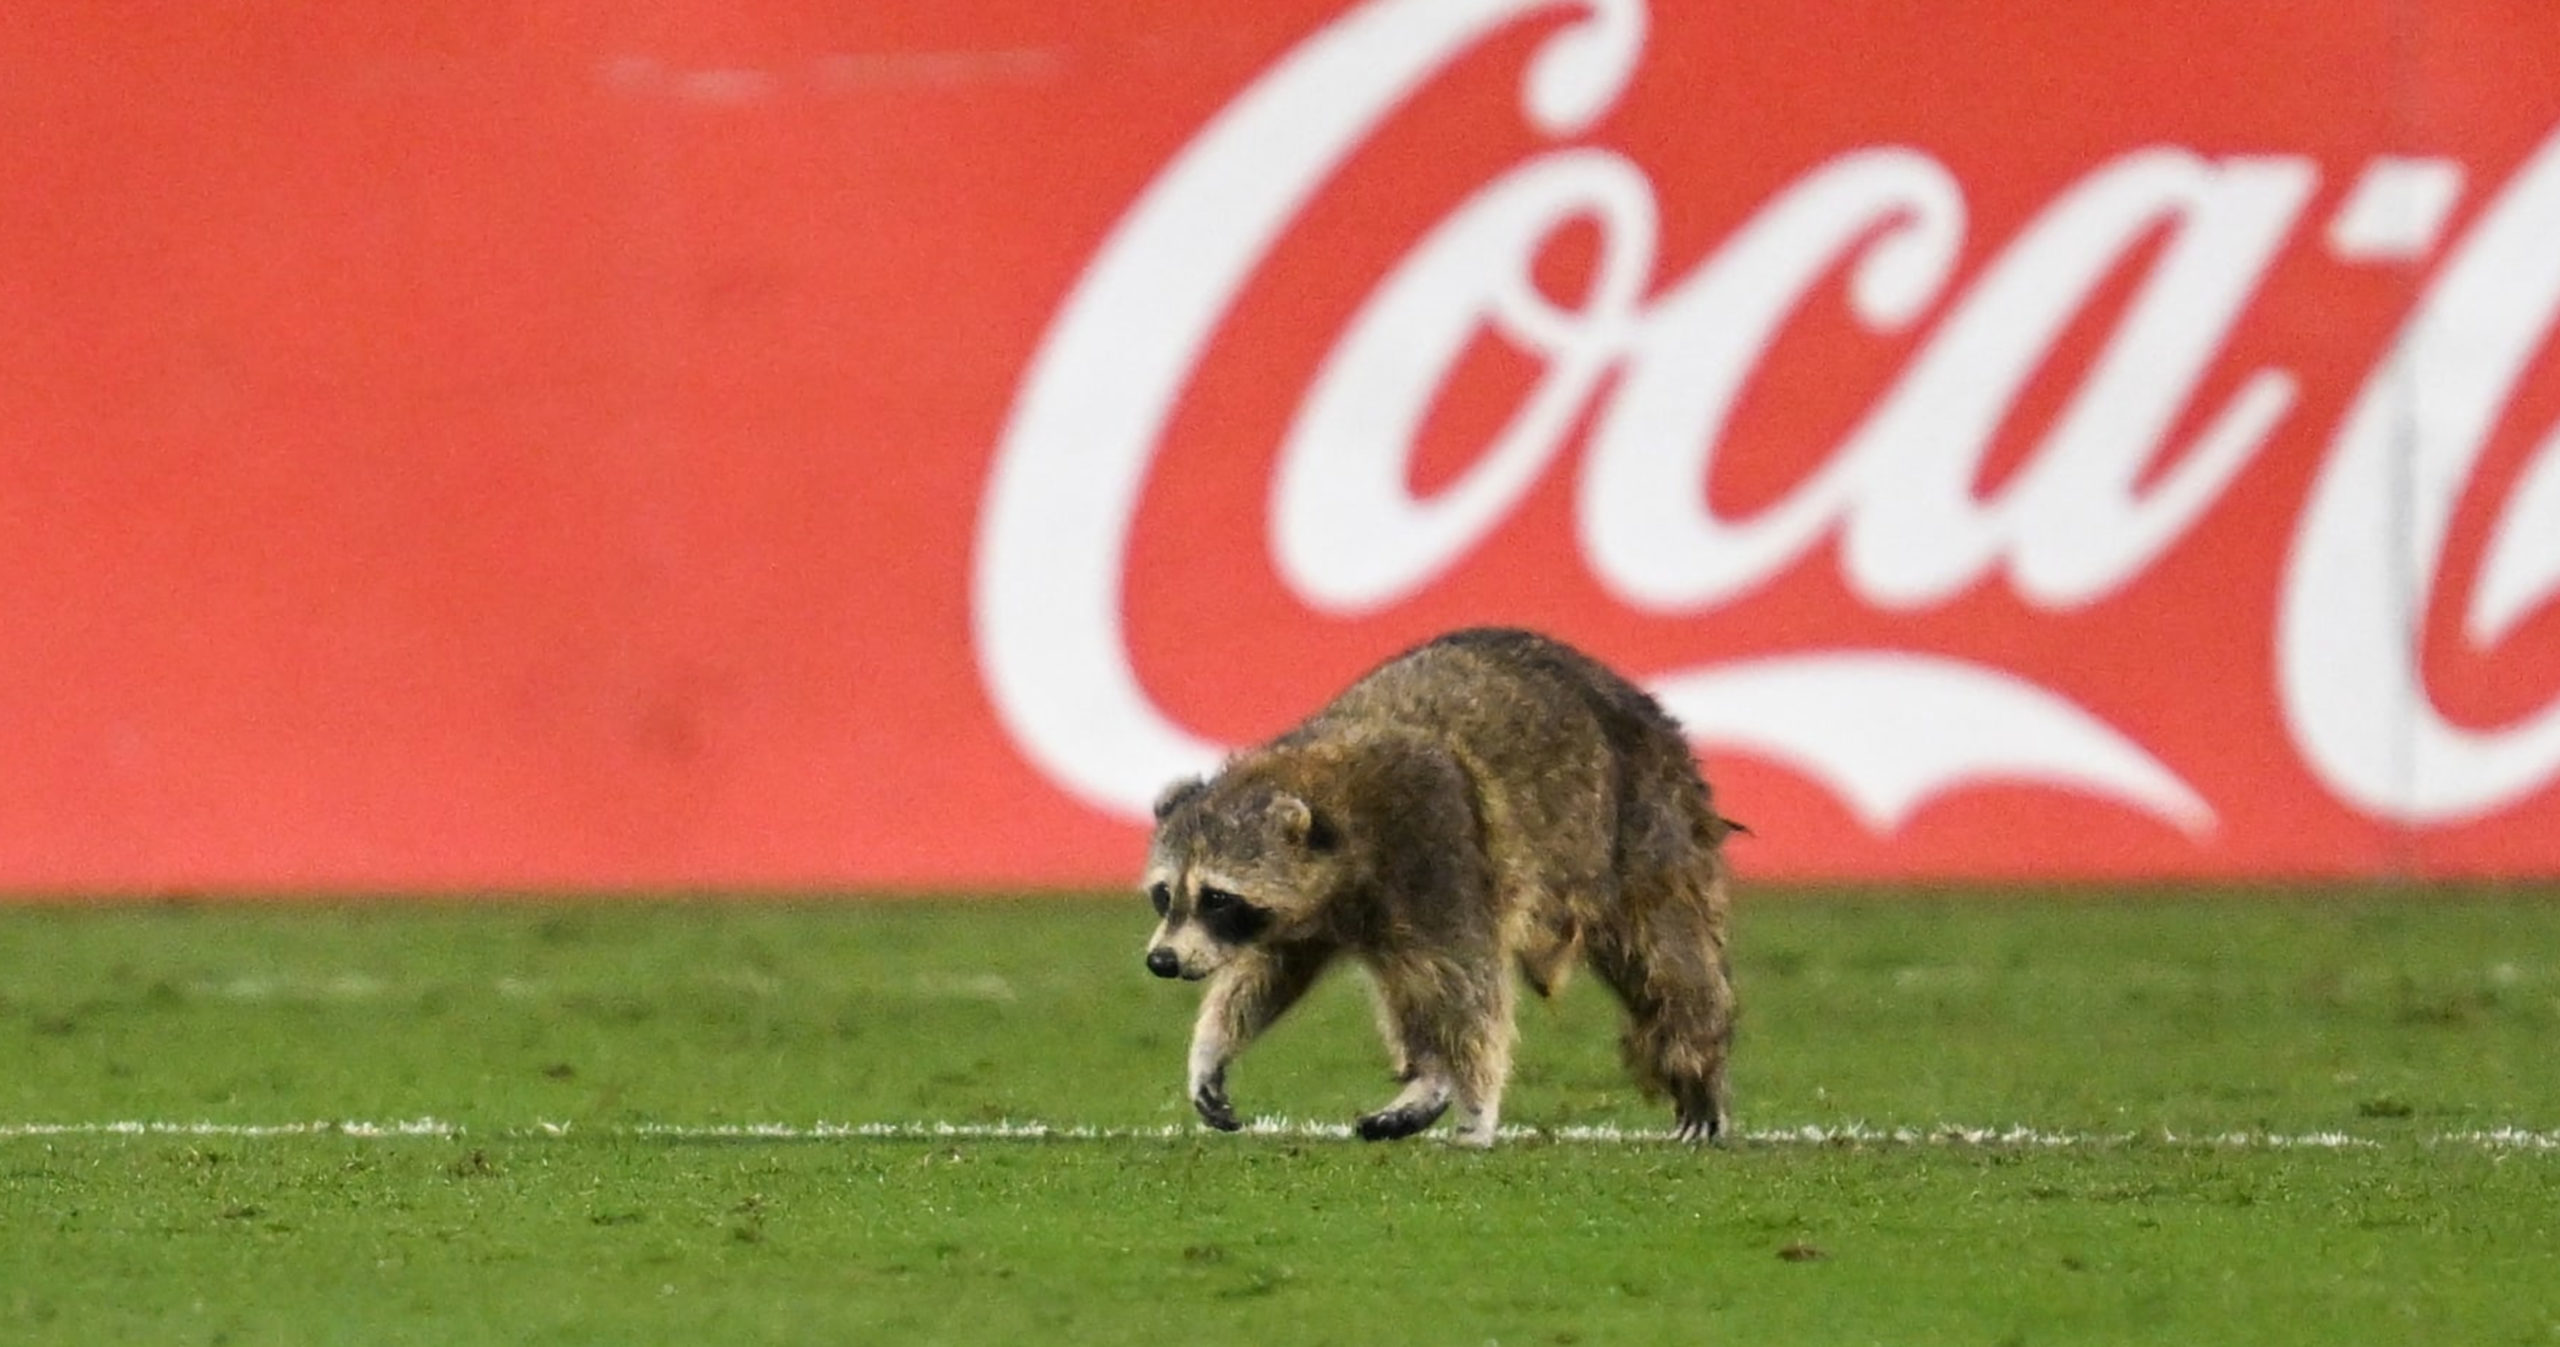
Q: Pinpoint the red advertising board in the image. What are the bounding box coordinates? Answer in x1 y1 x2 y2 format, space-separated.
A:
3 0 2558 890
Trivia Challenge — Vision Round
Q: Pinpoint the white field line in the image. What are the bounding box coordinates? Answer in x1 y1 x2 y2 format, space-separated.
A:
0 1118 2555 1150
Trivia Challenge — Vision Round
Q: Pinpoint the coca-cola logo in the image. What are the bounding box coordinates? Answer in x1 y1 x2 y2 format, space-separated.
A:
973 0 2560 837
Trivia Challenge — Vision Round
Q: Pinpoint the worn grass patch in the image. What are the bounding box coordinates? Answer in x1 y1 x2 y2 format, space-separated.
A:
3 891 2558 1344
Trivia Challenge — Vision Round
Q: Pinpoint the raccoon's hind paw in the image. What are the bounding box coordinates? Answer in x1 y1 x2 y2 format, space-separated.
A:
1672 1110 1729 1146
1191 1079 1242 1133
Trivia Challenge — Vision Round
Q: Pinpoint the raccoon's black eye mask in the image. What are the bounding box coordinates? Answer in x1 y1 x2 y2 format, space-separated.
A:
1191 886 1273 945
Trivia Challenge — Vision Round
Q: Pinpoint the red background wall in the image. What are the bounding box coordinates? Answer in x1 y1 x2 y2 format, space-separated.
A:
2 1 2556 891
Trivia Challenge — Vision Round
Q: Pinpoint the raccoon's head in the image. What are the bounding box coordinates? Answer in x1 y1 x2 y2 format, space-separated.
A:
1139 769 1340 981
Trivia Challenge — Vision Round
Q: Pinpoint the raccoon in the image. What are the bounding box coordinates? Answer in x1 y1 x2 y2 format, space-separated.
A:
1141 627 1740 1147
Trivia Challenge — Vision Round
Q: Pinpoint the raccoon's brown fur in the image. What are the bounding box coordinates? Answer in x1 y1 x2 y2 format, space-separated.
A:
1141 627 1739 1147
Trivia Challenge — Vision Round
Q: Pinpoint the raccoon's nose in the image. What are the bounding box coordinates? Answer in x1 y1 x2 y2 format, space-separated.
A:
1145 948 1181 979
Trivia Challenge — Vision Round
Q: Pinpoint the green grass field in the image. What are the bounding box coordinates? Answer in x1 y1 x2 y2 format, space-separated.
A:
4 891 2557 1345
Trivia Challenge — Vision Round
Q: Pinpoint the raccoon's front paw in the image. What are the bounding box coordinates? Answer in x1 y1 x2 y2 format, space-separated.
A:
1191 1076 1242 1132
1353 1097 1449 1142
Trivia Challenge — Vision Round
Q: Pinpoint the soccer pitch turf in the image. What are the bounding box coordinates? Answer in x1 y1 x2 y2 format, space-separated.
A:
3 893 2556 1344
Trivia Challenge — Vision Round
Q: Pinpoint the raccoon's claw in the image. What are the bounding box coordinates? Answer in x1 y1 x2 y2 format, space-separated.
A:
1192 1080 1242 1132
1353 1097 1449 1142
1672 1112 1728 1146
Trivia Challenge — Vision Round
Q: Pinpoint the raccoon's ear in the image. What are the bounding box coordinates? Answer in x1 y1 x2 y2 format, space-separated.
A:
1274 793 1339 852
1152 776 1208 821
